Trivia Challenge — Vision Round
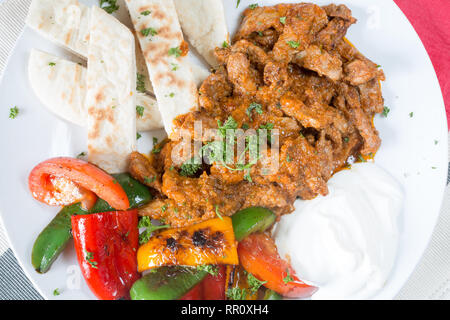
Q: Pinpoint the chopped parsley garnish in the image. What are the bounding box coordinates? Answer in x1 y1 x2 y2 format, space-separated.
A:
215 205 224 220
226 287 247 300
9 106 19 119
136 105 145 117
161 204 168 212
168 47 182 58
53 288 60 296
144 176 156 184
382 106 390 117
136 132 142 140
152 145 162 154
136 73 146 93
257 31 264 36
48 62 56 66
99 0 119 14
152 137 159 147
283 268 294 284
236 0 241 8
286 154 291 162
77 152 86 159
249 4 259 9
287 40 300 49
242 123 250 130
280 16 287 25
196 265 219 276
259 123 274 143
138 216 170 245
358 155 367 163
247 273 267 294
85 251 98 269
171 63 179 71
168 92 175 98
435 140 439 145
222 41 229 48
141 27 158 37
180 157 201 177
409 112 414 118
343 137 349 143
218 116 238 136
141 10 151 16
246 102 263 121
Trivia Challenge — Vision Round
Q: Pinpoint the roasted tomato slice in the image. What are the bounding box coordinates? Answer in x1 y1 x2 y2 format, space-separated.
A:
71 210 140 300
238 233 317 298
29 157 129 211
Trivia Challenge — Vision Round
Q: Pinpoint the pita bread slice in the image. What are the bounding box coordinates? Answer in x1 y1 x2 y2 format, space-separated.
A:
26 0 153 93
26 0 90 58
173 0 229 66
124 0 199 137
29 49 86 126
86 6 136 173
29 49 163 131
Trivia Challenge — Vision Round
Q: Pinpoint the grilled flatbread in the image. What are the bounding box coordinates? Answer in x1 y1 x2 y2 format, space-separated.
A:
26 0 152 93
124 0 199 137
29 49 86 126
28 49 163 131
85 6 136 173
174 0 229 66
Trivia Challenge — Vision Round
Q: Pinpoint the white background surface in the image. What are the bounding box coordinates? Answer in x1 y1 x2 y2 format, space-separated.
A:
0 0 448 299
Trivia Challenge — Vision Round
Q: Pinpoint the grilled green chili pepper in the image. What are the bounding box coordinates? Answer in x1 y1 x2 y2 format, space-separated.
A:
231 207 276 242
130 267 207 300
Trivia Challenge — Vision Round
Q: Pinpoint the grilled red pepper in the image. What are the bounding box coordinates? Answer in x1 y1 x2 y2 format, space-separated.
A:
202 265 226 300
71 210 140 300
180 282 203 300
180 265 227 300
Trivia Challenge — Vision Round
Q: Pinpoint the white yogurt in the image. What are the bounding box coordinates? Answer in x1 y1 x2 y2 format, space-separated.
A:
273 163 404 300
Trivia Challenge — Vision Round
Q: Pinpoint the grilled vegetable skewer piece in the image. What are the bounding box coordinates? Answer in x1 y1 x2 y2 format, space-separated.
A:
32 173 151 273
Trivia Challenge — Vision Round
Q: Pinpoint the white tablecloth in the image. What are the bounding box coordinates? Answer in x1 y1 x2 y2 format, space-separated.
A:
1 0 449 300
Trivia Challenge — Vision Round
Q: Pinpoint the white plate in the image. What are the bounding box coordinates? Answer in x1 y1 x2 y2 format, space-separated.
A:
0 0 447 300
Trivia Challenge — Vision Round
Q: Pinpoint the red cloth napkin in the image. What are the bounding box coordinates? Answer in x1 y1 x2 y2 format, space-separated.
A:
394 0 450 129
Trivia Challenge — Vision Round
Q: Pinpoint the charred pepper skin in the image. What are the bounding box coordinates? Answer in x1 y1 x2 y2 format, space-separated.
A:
31 173 151 273
231 207 276 242
130 267 208 300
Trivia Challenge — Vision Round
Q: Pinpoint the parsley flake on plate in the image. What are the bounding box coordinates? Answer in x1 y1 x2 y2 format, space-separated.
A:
9 106 19 119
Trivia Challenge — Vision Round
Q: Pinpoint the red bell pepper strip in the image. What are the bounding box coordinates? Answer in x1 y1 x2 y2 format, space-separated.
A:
29 157 129 211
238 233 317 298
180 282 203 300
71 210 140 300
180 265 227 300
202 265 226 300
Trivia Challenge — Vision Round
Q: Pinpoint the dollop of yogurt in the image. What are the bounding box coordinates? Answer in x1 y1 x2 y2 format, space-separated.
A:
273 163 404 300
